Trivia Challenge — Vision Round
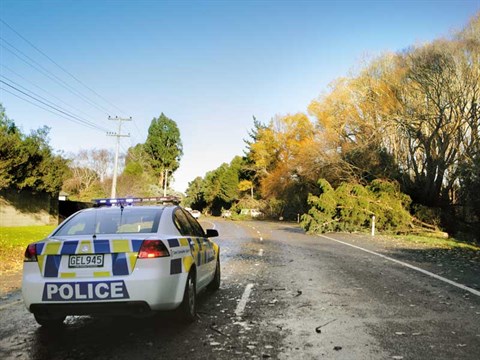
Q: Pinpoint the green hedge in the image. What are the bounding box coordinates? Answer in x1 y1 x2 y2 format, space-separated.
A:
301 179 412 233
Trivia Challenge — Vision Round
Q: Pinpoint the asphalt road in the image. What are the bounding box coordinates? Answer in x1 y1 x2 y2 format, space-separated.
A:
0 219 479 359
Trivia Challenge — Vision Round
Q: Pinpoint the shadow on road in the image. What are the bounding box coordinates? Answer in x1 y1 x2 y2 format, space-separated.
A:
28 289 222 360
383 246 480 290
276 226 306 235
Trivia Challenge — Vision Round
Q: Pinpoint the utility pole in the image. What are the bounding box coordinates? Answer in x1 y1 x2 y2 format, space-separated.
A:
107 116 131 198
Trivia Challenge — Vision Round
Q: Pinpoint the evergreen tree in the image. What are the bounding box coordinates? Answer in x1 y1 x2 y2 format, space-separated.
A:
144 113 183 195
0 104 68 194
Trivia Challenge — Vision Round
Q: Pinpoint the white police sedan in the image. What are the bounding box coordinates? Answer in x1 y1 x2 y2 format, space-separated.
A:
22 197 220 327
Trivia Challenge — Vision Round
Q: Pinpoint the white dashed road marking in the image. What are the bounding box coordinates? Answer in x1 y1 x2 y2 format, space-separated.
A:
235 283 254 317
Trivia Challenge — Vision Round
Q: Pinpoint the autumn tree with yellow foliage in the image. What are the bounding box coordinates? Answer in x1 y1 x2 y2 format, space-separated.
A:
187 13 480 236
245 113 318 218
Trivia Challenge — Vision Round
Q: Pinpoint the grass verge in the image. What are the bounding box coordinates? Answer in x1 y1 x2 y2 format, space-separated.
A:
0 225 55 274
390 234 480 251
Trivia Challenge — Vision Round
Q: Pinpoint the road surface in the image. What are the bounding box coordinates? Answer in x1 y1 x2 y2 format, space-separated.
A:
1 219 479 359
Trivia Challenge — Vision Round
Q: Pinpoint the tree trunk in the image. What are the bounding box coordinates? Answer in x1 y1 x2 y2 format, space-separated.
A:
163 168 168 196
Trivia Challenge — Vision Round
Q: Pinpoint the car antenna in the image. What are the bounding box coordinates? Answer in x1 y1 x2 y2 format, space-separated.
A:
92 208 97 240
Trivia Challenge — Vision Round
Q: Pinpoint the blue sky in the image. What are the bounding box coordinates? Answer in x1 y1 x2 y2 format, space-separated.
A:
0 0 478 192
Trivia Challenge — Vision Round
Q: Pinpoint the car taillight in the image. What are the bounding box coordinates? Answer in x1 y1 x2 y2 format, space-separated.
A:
24 244 38 262
138 240 170 259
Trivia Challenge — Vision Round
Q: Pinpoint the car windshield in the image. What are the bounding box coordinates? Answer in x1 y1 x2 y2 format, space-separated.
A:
53 207 163 236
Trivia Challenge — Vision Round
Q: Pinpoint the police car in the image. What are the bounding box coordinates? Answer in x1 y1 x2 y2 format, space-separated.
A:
22 197 220 327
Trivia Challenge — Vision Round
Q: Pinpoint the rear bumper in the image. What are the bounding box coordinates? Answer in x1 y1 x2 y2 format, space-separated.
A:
22 258 188 315
30 301 151 316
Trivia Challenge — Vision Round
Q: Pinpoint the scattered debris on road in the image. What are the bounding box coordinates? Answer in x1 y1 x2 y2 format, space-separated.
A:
263 287 286 292
315 318 337 333
210 324 230 338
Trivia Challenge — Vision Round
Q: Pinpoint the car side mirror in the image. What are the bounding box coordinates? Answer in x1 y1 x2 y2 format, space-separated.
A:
205 229 219 238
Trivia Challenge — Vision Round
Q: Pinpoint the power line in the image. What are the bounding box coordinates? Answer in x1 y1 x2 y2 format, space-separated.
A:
0 38 112 116
1 63 97 120
0 19 143 158
0 85 104 132
131 119 145 143
0 79 109 132
0 18 127 116
0 20 144 146
0 74 105 131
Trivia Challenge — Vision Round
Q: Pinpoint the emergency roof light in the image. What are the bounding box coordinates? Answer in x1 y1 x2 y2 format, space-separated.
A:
92 196 181 207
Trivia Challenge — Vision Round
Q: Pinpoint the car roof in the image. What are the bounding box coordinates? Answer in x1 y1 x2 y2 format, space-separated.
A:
52 204 186 238
69 205 179 222
82 204 178 212
92 196 181 207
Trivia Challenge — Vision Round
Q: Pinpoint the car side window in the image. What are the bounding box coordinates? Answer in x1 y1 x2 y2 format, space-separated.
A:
183 209 205 237
173 208 195 236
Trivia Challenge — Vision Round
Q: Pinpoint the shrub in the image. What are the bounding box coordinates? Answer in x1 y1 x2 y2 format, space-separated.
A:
301 178 413 233
301 179 337 232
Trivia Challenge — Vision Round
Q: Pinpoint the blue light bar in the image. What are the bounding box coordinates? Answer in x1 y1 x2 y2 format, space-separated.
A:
92 196 180 206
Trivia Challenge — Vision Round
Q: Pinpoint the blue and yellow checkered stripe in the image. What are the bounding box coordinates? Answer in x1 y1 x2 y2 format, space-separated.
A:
167 237 216 275
35 239 143 278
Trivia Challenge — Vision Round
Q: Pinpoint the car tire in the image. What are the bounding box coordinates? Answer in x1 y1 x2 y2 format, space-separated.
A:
179 270 197 322
207 256 221 291
34 313 66 328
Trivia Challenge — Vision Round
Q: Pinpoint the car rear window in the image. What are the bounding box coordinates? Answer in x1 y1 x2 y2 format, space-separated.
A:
54 207 163 236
